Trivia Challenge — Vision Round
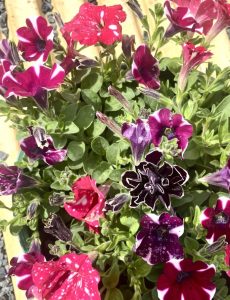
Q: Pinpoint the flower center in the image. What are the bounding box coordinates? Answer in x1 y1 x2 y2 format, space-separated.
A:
176 271 190 283
36 39 46 52
214 212 229 225
165 128 175 140
144 170 165 194
155 226 169 241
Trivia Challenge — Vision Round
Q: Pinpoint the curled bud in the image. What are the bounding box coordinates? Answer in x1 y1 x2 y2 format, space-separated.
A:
122 34 135 59
127 0 144 20
27 202 38 219
108 85 133 113
43 214 72 242
96 112 122 137
104 193 130 213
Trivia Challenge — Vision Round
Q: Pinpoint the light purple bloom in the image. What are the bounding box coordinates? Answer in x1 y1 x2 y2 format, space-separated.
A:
20 127 67 165
2 63 65 109
17 16 54 62
134 213 184 265
122 119 151 163
132 44 160 89
148 108 193 157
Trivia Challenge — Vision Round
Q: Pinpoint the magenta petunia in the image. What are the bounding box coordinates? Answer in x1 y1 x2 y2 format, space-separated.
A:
157 258 216 300
132 44 160 89
17 16 54 62
32 253 101 300
164 0 217 37
2 63 65 109
148 108 193 156
134 213 184 265
201 196 230 244
225 245 230 277
63 3 126 46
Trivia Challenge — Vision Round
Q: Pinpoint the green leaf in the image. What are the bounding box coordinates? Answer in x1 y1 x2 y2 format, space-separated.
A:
102 260 120 288
193 205 201 227
184 237 199 252
0 200 11 210
64 122 79 134
81 72 103 93
83 151 102 175
105 96 123 112
120 210 140 235
0 219 8 230
92 161 112 184
9 216 27 235
51 134 67 148
106 143 121 165
61 103 78 122
105 288 124 300
86 119 106 137
109 169 126 182
81 89 102 110
91 136 109 155
67 141 85 161
214 95 230 120
133 258 152 277
75 105 95 130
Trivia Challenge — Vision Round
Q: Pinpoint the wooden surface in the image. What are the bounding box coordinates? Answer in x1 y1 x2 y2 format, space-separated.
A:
0 1 229 299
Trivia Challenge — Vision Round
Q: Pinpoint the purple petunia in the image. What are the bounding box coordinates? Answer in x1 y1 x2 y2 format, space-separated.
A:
148 108 193 157
122 150 189 210
132 44 160 89
20 127 67 165
17 16 54 62
134 213 184 265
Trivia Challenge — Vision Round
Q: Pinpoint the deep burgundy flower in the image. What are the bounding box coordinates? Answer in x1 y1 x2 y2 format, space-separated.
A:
132 44 160 89
63 3 126 46
122 150 189 210
43 214 72 242
20 127 67 165
0 164 35 195
164 0 217 37
178 42 213 91
201 197 230 244
134 213 184 265
17 16 53 62
64 176 105 232
32 253 101 300
2 63 65 109
8 241 45 299
122 119 151 163
148 108 193 156
157 258 216 300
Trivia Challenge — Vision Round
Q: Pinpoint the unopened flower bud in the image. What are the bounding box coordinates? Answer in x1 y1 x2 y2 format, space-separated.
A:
44 214 72 242
27 202 38 219
96 112 122 137
49 192 66 206
108 86 133 113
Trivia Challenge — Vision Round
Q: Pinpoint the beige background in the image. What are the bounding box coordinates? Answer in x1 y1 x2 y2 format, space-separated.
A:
0 1 229 299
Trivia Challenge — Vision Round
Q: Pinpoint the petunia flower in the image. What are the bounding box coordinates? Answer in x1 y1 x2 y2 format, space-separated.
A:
132 44 160 89
63 2 126 46
17 16 54 62
157 258 216 300
0 164 36 195
225 245 230 277
8 240 45 299
20 127 67 165
178 42 213 91
32 252 101 300
122 119 151 163
201 196 230 244
2 63 65 109
122 150 189 210
148 108 193 156
64 176 105 233
164 0 217 37
0 39 19 64
134 213 184 265
104 193 130 213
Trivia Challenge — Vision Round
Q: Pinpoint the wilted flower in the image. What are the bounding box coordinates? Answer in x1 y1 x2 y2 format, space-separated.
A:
201 196 230 244
63 3 126 46
122 150 189 210
64 176 105 232
122 34 135 58
134 213 184 265
49 191 66 206
148 108 193 156
157 258 216 300
20 127 67 165
104 193 130 212
164 0 217 37
132 44 160 89
122 119 151 163
178 42 213 91
32 253 100 300
17 16 54 62
3 63 65 109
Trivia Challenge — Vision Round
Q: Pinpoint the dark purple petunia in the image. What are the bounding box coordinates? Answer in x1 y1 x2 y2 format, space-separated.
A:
134 213 184 265
17 16 54 62
148 108 193 157
20 127 67 165
104 193 130 213
0 164 36 195
201 196 230 244
2 63 65 109
122 150 189 210
157 258 216 300
122 119 151 163
132 44 160 89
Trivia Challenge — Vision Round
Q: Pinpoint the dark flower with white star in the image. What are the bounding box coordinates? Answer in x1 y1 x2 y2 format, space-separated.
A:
134 213 184 265
122 150 189 210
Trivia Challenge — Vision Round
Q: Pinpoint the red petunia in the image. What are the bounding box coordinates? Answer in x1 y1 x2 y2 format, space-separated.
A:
64 176 105 233
63 3 126 46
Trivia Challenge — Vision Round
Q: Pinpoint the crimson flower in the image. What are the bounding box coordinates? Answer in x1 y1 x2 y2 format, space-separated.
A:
225 245 230 277
132 44 160 89
17 16 53 62
201 196 230 244
64 176 105 233
148 108 193 156
2 63 65 109
157 258 216 300
63 3 126 46
178 42 212 91
32 253 101 300
164 0 217 37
